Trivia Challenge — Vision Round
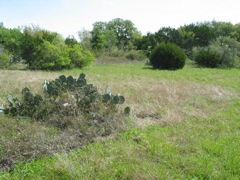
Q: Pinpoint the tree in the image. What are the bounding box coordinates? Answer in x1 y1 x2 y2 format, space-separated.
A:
154 27 181 45
107 18 139 50
177 26 195 54
182 23 216 47
90 18 141 53
0 27 22 63
102 29 118 52
212 21 235 38
91 21 107 53
20 26 47 67
65 35 79 47
234 23 240 41
78 28 92 50
135 33 157 57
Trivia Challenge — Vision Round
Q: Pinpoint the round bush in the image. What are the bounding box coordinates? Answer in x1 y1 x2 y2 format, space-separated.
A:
194 49 221 68
149 42 186 70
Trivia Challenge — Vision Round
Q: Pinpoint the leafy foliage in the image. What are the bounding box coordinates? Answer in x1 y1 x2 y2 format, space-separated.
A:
193 36 240 68
33 40 71 70
135 21 240 63
68 44 95 68
0 27 22 63
150 42 186 70
90 18 141 54
0 50 11 69
193 49 221 68
19 26 95 70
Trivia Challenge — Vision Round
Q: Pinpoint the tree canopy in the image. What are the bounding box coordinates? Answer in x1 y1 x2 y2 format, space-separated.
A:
89 18 141 53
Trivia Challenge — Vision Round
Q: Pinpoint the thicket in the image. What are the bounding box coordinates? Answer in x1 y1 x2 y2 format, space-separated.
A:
149 42 186 70
0 26 95 70
193 36 240 68
135 21 240 68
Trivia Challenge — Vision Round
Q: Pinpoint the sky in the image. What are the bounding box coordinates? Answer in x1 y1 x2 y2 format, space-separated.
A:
1 0 239 39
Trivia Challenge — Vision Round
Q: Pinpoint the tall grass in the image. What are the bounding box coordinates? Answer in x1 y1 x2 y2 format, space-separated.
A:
0 62 240 179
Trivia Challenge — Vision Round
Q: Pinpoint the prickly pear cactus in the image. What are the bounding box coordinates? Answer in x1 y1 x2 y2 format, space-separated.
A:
4 73 130 120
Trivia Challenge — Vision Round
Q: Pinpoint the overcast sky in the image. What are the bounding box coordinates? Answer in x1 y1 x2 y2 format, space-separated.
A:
1 0 239 39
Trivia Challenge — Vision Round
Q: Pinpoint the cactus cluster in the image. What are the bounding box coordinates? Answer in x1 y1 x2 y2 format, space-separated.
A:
4 87 48 119
45 73 86 97
4 73 130 120
45 73 127 107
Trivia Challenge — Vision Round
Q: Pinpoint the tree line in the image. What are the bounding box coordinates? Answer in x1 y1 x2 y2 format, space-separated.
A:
1 18 240 69
79 19 240 67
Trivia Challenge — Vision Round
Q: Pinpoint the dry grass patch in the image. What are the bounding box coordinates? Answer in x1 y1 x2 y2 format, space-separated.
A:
0 70 60 102
118 79 234 126
0 69 234 127
60 71 234 126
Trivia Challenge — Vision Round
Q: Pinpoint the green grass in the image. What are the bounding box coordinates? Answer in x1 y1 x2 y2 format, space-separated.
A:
0 62 240 179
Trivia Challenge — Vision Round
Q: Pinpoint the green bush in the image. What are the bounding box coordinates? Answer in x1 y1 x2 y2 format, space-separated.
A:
193 48 221 68
149 42 186 70
69 45 95 68
0 51 10 69
193 37 240 68
31 41 71 70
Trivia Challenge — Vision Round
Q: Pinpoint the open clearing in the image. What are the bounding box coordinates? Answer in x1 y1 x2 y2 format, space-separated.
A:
0 62 240 179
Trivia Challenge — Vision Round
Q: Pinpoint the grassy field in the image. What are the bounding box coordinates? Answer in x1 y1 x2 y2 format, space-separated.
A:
0 61 240 179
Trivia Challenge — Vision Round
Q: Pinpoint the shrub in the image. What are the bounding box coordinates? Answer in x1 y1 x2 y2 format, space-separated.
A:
193 48 221 68
32 41 71 70
149 42 186 70
69 45 95 68
193 37 240 68
0 51 10 69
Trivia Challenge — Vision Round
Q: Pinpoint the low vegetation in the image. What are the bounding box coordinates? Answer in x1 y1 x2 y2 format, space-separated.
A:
0 62 239 179
0 71 130 172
